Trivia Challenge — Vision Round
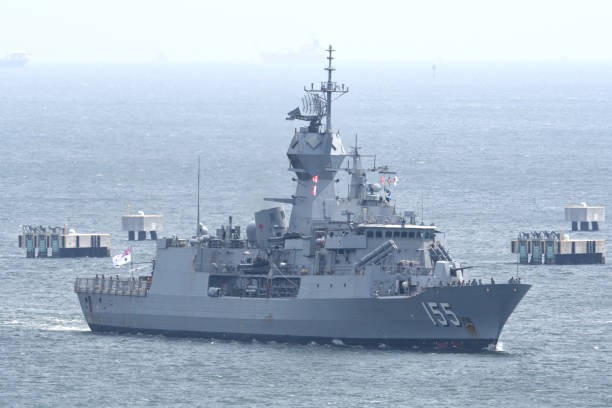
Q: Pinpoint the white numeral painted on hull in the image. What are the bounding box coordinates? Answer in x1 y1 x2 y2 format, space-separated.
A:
440 303 461 327
422 302 438 326
428 302 448 326
422 302 462 327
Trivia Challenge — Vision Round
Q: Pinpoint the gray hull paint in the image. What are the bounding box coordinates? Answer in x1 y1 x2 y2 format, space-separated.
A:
78 283 529 350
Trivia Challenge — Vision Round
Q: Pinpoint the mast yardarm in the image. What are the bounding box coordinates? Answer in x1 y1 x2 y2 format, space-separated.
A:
287 45 348 134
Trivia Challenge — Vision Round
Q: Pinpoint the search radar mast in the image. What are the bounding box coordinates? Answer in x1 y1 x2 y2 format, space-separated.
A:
304 45 349 133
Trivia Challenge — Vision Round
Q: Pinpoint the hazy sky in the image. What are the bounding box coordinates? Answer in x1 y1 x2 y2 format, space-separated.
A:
2 0 612 63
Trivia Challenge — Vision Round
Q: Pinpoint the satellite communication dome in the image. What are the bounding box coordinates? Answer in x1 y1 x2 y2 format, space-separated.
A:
368 183 382 193
198 223 209 236
246 222 257 243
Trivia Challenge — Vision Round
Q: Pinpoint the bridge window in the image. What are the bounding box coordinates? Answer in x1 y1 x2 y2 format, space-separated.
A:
375 231 382 238
400 232 407 238
393 231 400 238
385 231 392 238
367 231 373 238
409 231 415 238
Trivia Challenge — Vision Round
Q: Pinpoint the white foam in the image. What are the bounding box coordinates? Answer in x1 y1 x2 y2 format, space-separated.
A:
29 316 91 333
486 341 504 352
43 325 89 332
4 316 88 333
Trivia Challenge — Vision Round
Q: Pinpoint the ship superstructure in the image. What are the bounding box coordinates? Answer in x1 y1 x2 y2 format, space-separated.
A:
75 46 529 350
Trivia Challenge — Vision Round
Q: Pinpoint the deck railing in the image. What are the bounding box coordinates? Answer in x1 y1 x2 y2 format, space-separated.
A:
74 276 150 296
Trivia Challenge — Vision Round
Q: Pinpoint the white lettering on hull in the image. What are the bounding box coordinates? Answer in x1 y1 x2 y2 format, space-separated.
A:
421 302 462 327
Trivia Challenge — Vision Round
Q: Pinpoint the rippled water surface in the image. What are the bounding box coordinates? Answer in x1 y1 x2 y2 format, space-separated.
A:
1 62 611 407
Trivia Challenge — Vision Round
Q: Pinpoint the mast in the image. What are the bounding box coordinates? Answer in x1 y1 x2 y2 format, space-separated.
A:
197 155 200 237
324 45 334 133
348 134 367 200
303 44 348 134
283 46 349 234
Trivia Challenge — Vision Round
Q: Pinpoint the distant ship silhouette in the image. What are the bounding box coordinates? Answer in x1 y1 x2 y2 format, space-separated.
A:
0 51 30 67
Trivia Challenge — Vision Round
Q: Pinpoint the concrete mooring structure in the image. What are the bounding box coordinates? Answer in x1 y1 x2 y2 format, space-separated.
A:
511 231 605 265
122 209 163 240
18 225 110 258
565 202 605 231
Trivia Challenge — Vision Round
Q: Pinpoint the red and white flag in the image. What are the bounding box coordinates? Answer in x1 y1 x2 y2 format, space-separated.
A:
312 175 319 183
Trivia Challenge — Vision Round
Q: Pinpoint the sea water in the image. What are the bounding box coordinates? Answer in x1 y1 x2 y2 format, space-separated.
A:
0 62 611 407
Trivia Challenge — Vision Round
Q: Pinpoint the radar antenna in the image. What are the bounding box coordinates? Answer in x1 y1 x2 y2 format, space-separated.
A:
286 45 349 134
301 93 325 117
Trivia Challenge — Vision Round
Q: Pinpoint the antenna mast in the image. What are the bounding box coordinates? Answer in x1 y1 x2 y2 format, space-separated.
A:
197 155 201 237
421 190 424 225
324 45 334 132
303 44 348 134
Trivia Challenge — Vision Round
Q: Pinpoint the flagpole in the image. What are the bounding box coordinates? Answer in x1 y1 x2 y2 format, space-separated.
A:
130 245 134 279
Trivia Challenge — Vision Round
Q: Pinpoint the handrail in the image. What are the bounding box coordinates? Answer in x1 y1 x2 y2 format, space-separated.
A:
74 276 150 296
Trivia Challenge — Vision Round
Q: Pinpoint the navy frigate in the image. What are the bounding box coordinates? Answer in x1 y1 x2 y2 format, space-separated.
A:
75 46 530 350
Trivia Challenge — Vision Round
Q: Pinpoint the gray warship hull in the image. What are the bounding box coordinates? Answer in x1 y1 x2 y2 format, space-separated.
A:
77 282 529 350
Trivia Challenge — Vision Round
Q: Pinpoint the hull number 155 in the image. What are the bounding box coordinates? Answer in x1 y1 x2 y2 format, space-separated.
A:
422 302 461 327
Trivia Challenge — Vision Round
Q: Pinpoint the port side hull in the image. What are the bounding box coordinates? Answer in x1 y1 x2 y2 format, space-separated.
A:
87 323 496 350
77 284 529 351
